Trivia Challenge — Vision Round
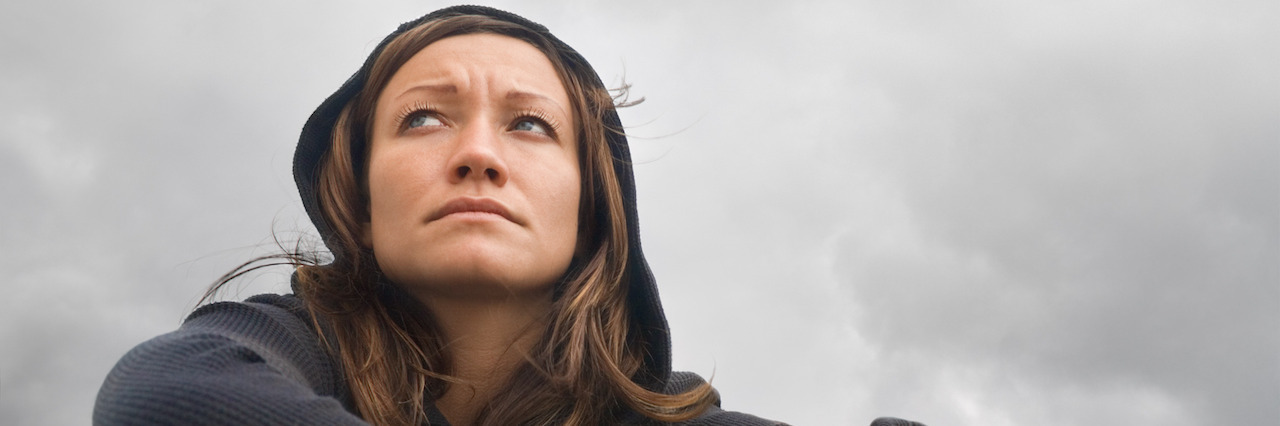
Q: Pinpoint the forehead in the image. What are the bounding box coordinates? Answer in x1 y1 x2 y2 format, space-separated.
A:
378 33 570 106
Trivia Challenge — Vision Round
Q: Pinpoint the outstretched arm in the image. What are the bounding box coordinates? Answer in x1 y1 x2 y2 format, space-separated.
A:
93 295 365 425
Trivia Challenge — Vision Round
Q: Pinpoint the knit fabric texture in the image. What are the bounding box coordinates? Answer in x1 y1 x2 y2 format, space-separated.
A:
95 294 785 425
94 294 364 425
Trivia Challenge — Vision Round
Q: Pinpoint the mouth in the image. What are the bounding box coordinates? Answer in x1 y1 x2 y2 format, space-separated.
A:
429 197 518 224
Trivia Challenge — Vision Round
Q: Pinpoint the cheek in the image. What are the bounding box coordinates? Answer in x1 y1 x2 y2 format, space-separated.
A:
557 175 582 244
535 158 583 257
365 152 437 243
367 163 404 224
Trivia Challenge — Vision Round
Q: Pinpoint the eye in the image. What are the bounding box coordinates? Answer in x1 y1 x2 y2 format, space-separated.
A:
512 118 550 135
407 113 444 129
395 101 445 132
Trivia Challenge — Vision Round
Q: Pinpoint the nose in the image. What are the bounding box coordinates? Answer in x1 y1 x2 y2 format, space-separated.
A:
447 121 508 186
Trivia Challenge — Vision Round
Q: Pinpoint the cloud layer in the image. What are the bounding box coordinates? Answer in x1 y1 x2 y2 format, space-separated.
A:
1 1 1275 425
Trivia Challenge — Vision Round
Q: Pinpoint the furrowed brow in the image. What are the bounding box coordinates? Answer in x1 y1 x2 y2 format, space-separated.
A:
394 84 458 101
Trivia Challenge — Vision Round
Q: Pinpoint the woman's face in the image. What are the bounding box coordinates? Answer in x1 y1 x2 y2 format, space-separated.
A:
363 33 580 299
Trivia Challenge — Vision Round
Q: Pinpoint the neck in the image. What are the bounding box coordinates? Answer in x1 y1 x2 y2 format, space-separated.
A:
411 289 553 426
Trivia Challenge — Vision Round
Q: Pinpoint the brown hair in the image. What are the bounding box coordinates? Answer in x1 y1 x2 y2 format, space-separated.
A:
212 14 714 425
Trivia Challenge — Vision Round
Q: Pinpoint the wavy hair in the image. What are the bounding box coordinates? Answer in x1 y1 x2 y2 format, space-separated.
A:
209 14 713 425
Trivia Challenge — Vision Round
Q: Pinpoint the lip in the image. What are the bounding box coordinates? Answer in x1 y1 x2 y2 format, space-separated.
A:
429 197 519 224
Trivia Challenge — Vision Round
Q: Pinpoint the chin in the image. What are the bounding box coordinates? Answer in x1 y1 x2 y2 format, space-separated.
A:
381 246 569 299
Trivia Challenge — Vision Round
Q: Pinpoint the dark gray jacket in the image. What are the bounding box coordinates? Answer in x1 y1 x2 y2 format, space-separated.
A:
93 293 778 425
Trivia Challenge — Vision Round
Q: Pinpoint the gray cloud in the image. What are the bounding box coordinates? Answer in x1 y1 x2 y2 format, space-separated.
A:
2 1 1274 425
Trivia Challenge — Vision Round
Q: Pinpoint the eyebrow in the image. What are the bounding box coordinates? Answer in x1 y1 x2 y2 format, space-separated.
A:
393 84 457 101
392 84 568 115
506 90 571 119
506 90 554 103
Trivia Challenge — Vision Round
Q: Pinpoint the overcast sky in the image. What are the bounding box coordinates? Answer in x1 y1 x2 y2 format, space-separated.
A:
2 1 1276 425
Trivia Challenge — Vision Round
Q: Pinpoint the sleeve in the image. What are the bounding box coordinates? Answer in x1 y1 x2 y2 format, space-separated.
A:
93 296 367 426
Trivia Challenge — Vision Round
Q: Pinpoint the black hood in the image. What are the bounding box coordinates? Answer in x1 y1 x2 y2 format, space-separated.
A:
291 5 672 390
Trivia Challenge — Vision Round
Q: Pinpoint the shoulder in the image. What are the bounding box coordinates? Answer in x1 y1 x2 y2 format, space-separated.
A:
93 294 362 425
185 294 343 390
663 371 790 426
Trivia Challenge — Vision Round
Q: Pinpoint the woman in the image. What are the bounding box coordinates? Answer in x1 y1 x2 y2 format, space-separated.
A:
94 5 781 425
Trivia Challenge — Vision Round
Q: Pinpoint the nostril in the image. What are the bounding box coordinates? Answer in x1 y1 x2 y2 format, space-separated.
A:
485 168 499 180
456 166 470 179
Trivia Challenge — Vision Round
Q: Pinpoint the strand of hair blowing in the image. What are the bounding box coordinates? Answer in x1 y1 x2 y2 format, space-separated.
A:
305 103 444 426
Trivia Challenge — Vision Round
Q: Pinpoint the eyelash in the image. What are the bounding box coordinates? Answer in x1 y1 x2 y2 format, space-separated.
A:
393 102 562 139
395 101 440 131
513 108 561 138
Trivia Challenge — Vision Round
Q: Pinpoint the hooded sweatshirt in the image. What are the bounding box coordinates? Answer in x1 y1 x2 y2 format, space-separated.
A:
94 5 786 425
